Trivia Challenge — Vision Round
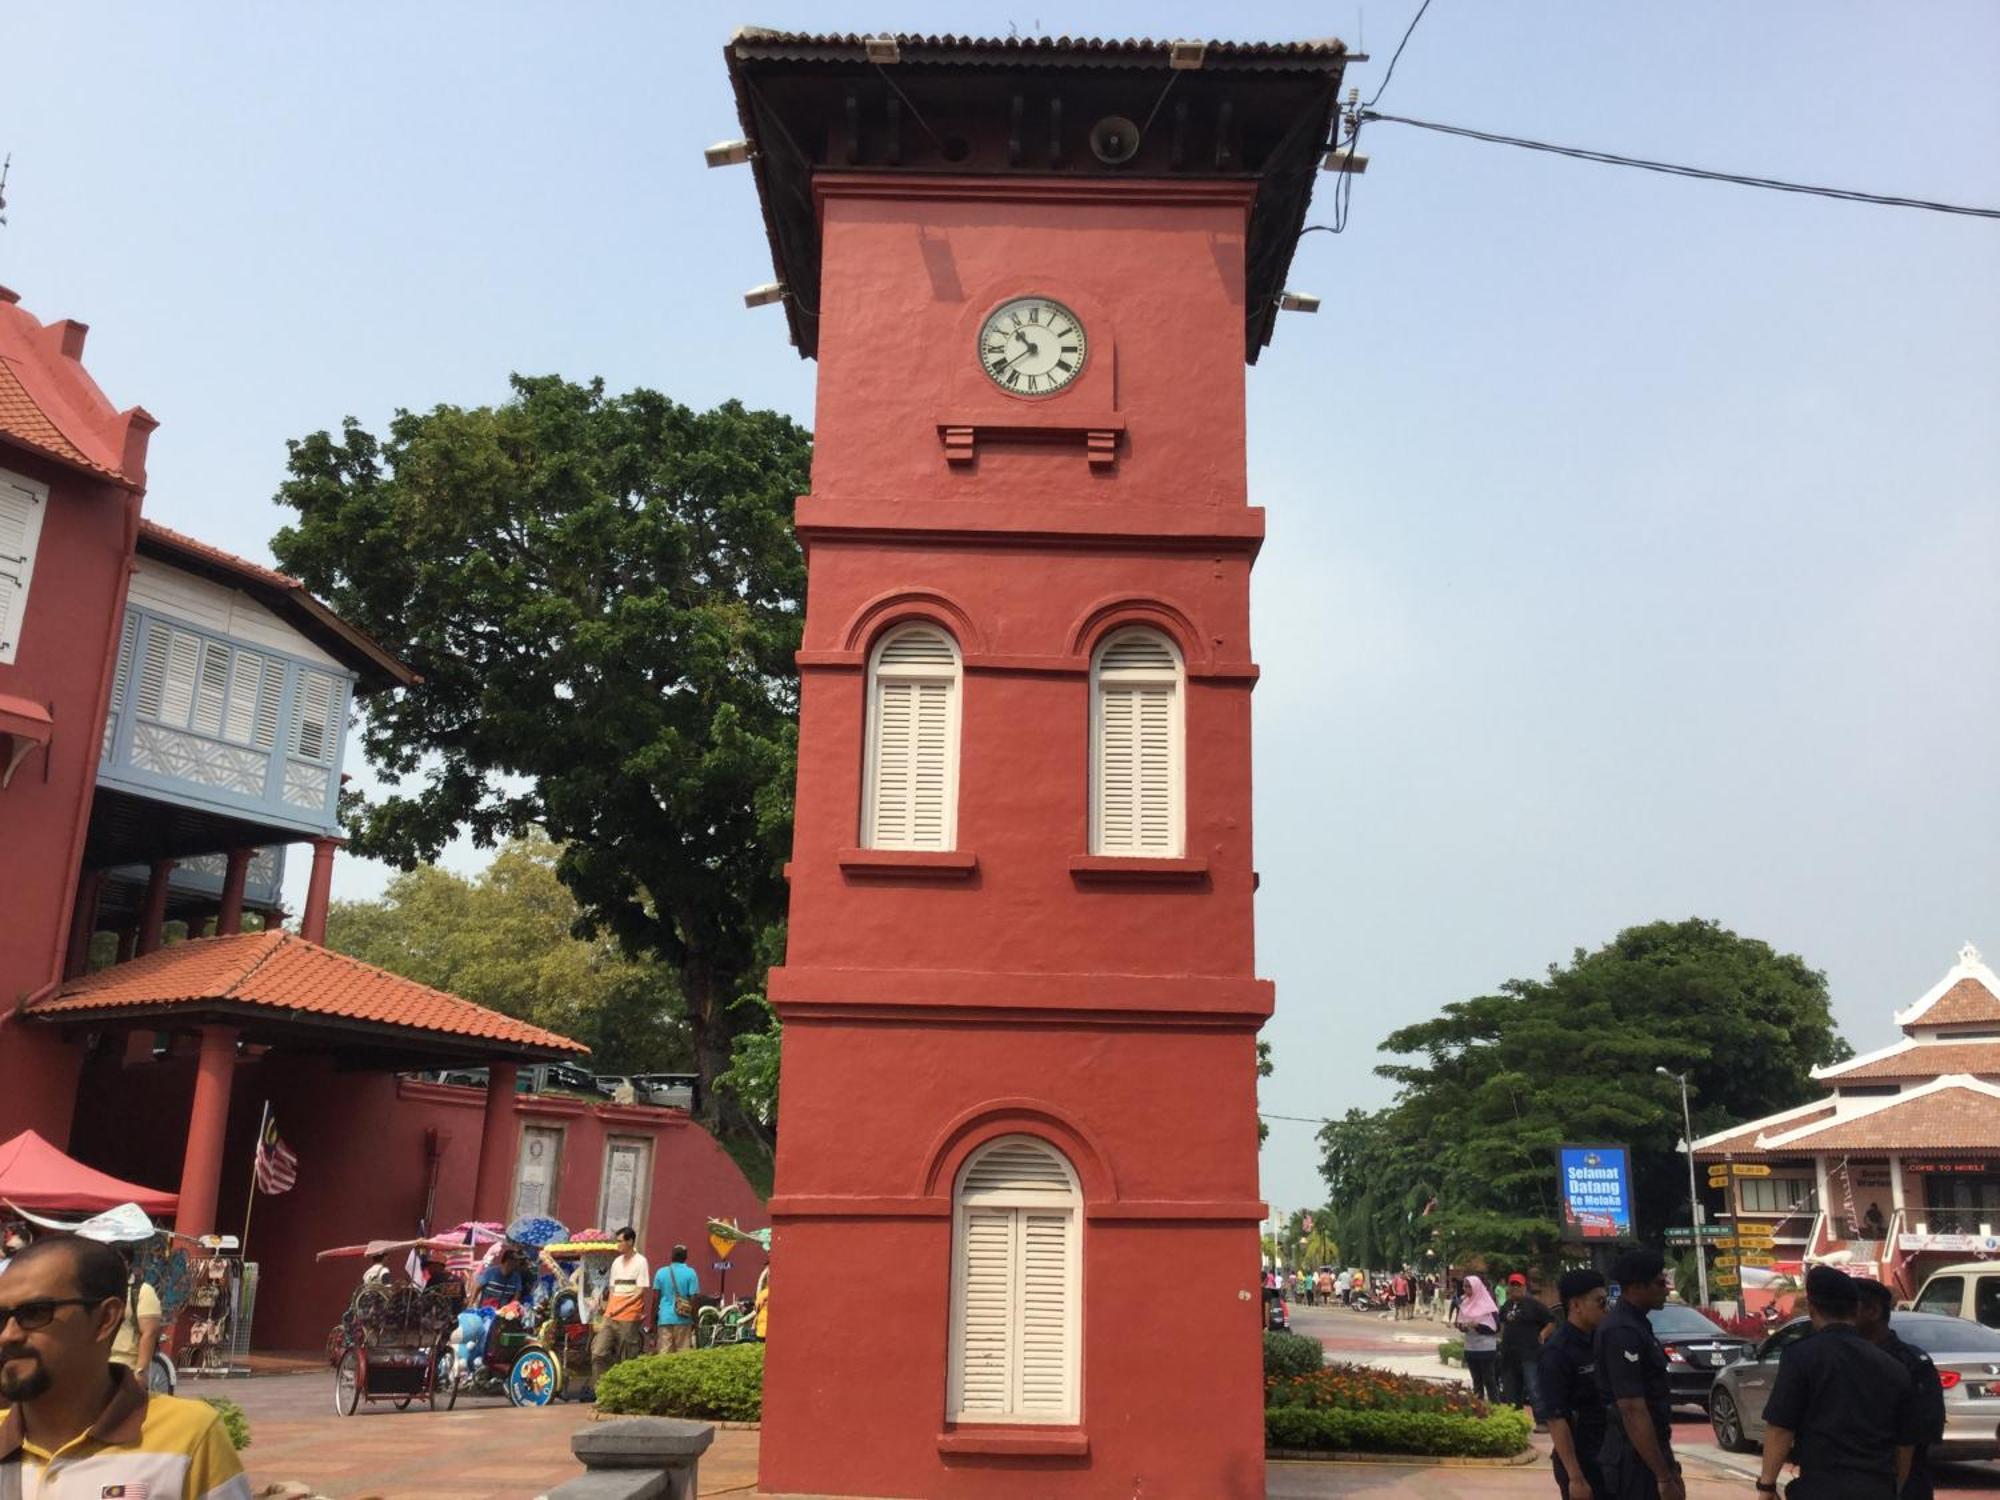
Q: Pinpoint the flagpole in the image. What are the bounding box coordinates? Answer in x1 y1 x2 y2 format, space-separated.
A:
240 1099 270 1260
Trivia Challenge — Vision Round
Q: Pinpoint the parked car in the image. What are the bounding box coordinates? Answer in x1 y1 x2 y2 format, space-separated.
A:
1708 1310 2000 1460
630 1073 698 1110
1912 1262 2000 1328
1646 1303 1756 1405
424 1064 611 1098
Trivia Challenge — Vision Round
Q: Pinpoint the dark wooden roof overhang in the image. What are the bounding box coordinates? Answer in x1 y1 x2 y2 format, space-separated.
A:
723 29 1348 364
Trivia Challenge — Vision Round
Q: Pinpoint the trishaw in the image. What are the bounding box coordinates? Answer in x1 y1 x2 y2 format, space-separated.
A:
316 1237 466 1415
532 1233 619 1402
432 1214 574 1407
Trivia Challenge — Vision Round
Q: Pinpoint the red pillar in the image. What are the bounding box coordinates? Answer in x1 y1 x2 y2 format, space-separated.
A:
301 837 340 944
63 870 104 979
137 860 176 955
217 848 253 936
175 1025 239 1237
471 1062 520 1222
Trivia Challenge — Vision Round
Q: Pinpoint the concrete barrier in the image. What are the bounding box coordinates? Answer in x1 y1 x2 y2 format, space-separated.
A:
537 1416 716 1500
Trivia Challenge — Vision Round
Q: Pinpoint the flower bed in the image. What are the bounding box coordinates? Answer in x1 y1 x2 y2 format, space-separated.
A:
1266 1362 1530 1458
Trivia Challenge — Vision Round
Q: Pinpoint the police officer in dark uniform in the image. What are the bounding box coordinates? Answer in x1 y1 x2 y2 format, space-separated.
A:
1534 1267 1610 1500
1855 1279 1943 1500
1594 1246 1684 1500
1756 1265 1916 1500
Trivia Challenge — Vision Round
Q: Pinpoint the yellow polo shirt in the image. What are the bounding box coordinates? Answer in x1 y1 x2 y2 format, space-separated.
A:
0 1367 249 1499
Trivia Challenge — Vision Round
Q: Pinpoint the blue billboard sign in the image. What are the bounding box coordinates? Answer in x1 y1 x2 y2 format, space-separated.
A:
1558 1144 1634 1241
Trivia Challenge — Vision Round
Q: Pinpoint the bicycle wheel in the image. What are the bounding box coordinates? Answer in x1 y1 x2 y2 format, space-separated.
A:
506 1346 560 1407
334 1350 363 1416
438 1346 460 1411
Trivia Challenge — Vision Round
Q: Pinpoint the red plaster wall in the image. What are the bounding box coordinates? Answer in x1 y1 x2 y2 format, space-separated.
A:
761 180 1270 1500
68 1050 768 1351
0 447 135 1149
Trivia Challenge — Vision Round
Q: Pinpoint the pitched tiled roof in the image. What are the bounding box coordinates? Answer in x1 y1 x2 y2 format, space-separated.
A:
28 932 585 1058
1821 1040 2000 1082
1693 1104 1837 1159
1913 977 2000 1027
0 288 153 489
138 518 298 590
1756 1077 2000 1153
729 29 1348 64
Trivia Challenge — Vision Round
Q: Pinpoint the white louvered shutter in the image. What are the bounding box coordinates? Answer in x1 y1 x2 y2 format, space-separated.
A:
292 668 339 761
1092 631 1182 856
0 472 51 665
224 650 266 745
865 626 959 849
951 1136 1080 1424
955 1209 1015 1415
192 640 231 736
109 614 139 706
158 627 202 727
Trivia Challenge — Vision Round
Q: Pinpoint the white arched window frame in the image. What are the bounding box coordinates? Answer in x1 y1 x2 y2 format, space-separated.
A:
862 623 962 851
1089 627 1185 857
948 1135 1083 1425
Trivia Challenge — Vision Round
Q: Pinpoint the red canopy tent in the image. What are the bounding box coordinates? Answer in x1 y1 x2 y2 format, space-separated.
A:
0 1130 178 1216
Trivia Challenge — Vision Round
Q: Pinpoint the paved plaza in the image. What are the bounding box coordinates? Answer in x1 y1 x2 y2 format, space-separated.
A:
182 1307 2000 1497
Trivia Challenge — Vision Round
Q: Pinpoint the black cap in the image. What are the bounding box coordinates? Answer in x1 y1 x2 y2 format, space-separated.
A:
1805 1264 1858 1311
1609 1246 1666 1286
1558 1268 1607 1304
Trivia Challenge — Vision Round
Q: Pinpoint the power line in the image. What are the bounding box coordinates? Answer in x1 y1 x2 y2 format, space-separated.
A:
1259 1111 1336 1126
1357 110 2000 220
1362 0 1435 110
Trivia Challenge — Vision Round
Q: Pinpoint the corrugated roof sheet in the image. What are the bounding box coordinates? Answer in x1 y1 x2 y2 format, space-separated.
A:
31 931 587 1057
730 29 1347 61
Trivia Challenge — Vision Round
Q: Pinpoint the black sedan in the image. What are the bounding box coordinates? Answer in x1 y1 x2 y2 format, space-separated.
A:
1647 1303 1757 1404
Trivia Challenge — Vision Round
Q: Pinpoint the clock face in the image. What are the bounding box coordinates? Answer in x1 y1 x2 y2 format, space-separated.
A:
978 297 1087 397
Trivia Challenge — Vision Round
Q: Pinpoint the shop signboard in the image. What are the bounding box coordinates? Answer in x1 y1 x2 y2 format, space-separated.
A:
1558 1144 1634 1241
1897 1232 2000 1255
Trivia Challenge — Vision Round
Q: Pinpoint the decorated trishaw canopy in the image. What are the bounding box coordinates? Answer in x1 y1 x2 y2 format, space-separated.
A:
314 1235 473 1262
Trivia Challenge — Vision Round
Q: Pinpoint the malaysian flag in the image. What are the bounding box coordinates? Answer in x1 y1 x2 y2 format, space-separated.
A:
254 1117 299 1194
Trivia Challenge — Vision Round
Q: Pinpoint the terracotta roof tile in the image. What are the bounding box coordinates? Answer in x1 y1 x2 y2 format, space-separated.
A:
137 518 300 591
0 357 125 481
29 932 585 1058
1916 977 2000 1028
1694 1105 1837 1158
1761 1083 2000 1153
1827 1042 2000 1082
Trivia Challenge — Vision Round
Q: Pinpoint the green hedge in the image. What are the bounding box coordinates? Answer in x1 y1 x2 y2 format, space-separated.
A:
594 1343 763 1422
1263 1330 1325 1379
202 1397 251 1451
1266 1402 1531 1458
1438 1338 1464 1365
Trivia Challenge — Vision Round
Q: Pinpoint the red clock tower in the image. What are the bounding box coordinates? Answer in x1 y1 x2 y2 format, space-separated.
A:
723 31 1347 1499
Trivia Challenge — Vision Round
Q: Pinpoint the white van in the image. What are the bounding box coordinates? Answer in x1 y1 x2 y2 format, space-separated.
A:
1911 1262 2000 1327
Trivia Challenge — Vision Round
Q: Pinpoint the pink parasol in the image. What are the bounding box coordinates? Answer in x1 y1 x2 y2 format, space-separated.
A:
314 1236 469 1262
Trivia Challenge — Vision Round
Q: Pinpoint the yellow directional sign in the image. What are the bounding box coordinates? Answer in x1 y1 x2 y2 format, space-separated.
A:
1738 1252 1777 1267
1714 1255 1739 1269
1711 1272 1741 1287
1709 1236 1738 1250
1734 1226 1779 1244
1707 1167 1732 1181
1731 1164 1773 1178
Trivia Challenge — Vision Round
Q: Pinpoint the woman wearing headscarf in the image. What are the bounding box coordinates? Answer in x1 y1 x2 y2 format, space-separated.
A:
1455 1273 1502 1402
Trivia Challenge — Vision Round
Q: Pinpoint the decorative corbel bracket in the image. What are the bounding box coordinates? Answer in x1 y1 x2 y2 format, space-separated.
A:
937 412 1126 470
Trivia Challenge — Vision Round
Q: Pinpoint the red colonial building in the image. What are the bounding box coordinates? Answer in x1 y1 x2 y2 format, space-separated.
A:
0 285 766 1350
1693 944 2000 1304
724 30 1347 1499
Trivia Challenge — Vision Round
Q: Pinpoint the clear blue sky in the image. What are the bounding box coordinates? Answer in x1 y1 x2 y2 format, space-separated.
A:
6 5 1996 1214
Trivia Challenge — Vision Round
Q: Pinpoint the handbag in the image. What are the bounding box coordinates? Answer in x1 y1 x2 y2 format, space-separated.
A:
670 1265 693 1319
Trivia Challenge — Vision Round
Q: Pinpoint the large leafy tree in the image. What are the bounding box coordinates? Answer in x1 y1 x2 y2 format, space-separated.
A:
273 377 811 1144
1320 919 1851 1272
325 832 687 1070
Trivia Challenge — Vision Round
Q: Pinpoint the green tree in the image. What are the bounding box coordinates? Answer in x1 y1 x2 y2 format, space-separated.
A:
272 378 811 1144
1321 919 1850 1271
325 832 688 1071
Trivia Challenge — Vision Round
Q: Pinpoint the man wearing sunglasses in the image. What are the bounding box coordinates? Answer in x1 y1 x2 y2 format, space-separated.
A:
1 1232 249 1498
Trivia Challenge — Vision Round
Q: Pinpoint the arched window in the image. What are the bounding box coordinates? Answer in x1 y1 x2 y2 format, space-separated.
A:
863 623 961 850
949 1135 1082 1424
1090 627 1183 856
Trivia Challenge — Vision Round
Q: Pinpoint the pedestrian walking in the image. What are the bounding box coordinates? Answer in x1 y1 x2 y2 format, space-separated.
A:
1534 1268 1610 1500
591 1227 650 1386
1499 1271 1555 1413
1392 1269 1411 1321
1855 1278 1944 1500
1594 1247 1684 1500
1456 1274 1503 1402
1755 1265 1915 1500
652 1244 700 1354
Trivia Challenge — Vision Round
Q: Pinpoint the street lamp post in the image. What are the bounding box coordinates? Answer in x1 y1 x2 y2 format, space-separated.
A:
1657 1066 1711 1307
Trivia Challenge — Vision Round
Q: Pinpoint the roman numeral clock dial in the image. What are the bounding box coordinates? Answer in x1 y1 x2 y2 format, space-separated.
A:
978 297 1087 396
